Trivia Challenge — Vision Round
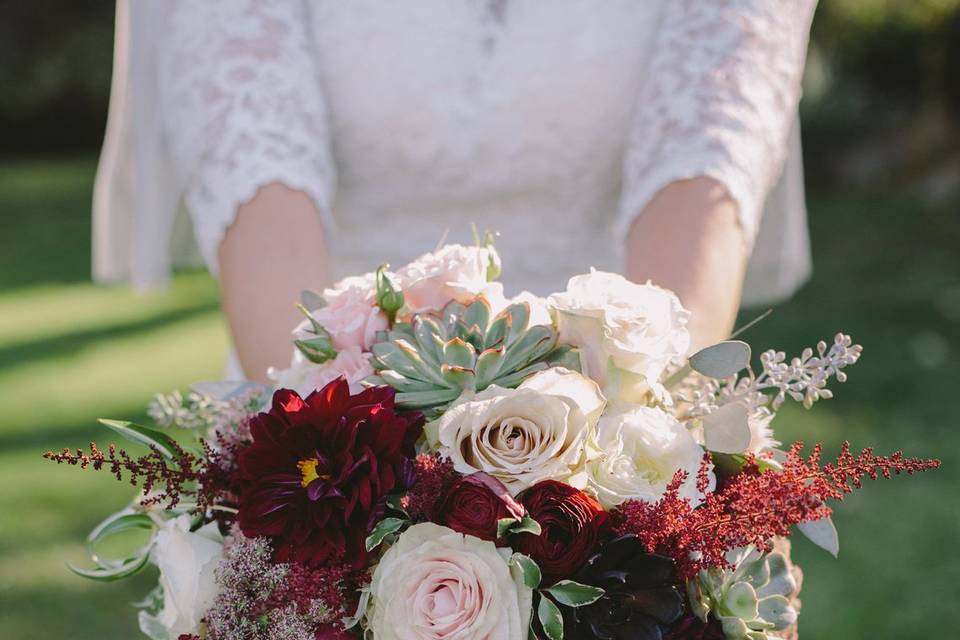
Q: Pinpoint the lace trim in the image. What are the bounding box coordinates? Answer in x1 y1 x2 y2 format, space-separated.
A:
618 0 816 248
158 0 336 273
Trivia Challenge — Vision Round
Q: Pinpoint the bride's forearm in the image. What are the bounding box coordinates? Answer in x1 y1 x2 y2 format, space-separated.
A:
624 177 748 352
218 183 332 382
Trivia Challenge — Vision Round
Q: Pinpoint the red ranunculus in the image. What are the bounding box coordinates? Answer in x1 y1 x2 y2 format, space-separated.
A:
513 480 608 585
438 472 525 543
237 379 423 567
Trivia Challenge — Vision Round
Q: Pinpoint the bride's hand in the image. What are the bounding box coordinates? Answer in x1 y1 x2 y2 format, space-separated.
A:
624 177 748 353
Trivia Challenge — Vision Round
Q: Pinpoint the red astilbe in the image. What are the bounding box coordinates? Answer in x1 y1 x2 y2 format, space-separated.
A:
44 440 202 509
615 441 940 578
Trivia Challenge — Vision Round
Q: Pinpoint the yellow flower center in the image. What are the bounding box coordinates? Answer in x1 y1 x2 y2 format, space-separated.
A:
297 458 330 488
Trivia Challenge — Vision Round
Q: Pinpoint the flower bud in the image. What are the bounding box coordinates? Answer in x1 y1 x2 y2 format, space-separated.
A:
375 265 405 321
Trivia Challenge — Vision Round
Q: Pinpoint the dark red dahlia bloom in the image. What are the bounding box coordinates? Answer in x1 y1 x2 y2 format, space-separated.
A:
513 480 608 585
237 379 423 567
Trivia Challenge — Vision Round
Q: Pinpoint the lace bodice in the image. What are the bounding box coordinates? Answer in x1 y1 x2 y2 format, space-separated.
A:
154 0 816 296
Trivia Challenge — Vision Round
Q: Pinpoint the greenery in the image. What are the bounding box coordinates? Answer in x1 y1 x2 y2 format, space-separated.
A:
0 158 957 639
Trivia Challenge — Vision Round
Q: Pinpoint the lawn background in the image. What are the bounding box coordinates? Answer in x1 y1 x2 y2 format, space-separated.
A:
0 157 956 639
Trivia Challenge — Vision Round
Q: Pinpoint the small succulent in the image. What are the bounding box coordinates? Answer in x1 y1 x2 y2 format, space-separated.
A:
367 296 579 416
686 546 798 640
566 535 685 640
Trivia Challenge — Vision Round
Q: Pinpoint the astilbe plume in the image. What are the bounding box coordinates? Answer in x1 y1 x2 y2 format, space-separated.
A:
615 442 940 578
43 440 202 509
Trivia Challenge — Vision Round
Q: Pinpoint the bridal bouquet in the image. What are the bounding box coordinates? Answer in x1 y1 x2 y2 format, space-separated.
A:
46 240 939 640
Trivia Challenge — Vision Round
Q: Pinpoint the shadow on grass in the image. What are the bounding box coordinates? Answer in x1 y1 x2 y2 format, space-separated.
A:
0 299 220 373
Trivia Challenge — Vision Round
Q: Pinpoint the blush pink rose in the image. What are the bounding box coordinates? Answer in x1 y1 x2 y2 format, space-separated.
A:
298 276 388 351
395 244 496 313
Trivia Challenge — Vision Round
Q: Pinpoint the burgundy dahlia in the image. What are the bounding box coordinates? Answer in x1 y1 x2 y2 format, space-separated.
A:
237 379 423 567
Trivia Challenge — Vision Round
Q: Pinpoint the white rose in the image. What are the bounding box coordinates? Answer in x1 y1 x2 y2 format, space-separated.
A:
548 270 690 402
268 346 374 397
586 405 714 508
396 244 498 313
434 368 605 494
138 515 223 640
299 274 388 352
367 523 532 640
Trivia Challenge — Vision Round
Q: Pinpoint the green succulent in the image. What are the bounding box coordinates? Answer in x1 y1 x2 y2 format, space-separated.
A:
687 546 799 640
367 296 579 416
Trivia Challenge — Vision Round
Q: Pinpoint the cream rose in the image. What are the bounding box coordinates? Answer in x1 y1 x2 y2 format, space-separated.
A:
433 368 605 494
396 244 499 313
586 405 713 508
138 515 223 640
268 346 374 397
367 523 532 640
297 274 388 351
548 270 690 402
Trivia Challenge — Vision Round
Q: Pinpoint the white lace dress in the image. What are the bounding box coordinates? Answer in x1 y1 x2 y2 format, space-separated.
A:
94 0 816 304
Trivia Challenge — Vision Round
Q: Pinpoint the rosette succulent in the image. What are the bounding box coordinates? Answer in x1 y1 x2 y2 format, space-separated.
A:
686 546 798 640
567 535 685 639
368 296 579 416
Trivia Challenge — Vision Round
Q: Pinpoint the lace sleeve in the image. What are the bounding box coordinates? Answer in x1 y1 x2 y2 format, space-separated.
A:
618 0 816 248
157 0 336 273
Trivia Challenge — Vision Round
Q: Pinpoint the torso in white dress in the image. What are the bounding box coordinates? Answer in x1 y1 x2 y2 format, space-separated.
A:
94 0 816 303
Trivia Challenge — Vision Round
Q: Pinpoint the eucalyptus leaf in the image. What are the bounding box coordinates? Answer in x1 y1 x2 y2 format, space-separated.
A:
689 340 752 378
797 516 839 558
365 517 406 551
98 419 179 459
545 580 605 607
702 403 752 454
512 513 542 536
300 289 326 311
538 596 565 640
509 553 542 589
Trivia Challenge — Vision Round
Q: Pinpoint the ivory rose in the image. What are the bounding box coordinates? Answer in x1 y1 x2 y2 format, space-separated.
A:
585 405 713 508
548 270 690 401
433 368 605 494
367 523 532 640
395 244 499 313
138 515 223 640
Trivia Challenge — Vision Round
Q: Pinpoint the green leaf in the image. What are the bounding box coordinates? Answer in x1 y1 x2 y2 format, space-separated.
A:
702 402 752 454
510 553 542 589
485 316 510 349
98 419 179 459
537 596 564 640
497 517 517 539
512 513 542 536
545 580 605 608
294 332 337 364
365 517 406 551
67 552 151 582
87 511 155 553
689 340 752 378
797 516 839 558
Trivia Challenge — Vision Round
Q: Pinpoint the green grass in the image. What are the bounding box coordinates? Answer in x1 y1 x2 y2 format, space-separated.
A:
0 158 957 639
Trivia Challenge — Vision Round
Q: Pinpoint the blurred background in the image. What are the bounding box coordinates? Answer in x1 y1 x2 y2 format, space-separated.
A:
0 1 957 638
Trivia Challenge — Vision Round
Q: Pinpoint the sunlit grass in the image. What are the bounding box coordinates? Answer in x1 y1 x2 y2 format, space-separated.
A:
0 158 957 639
